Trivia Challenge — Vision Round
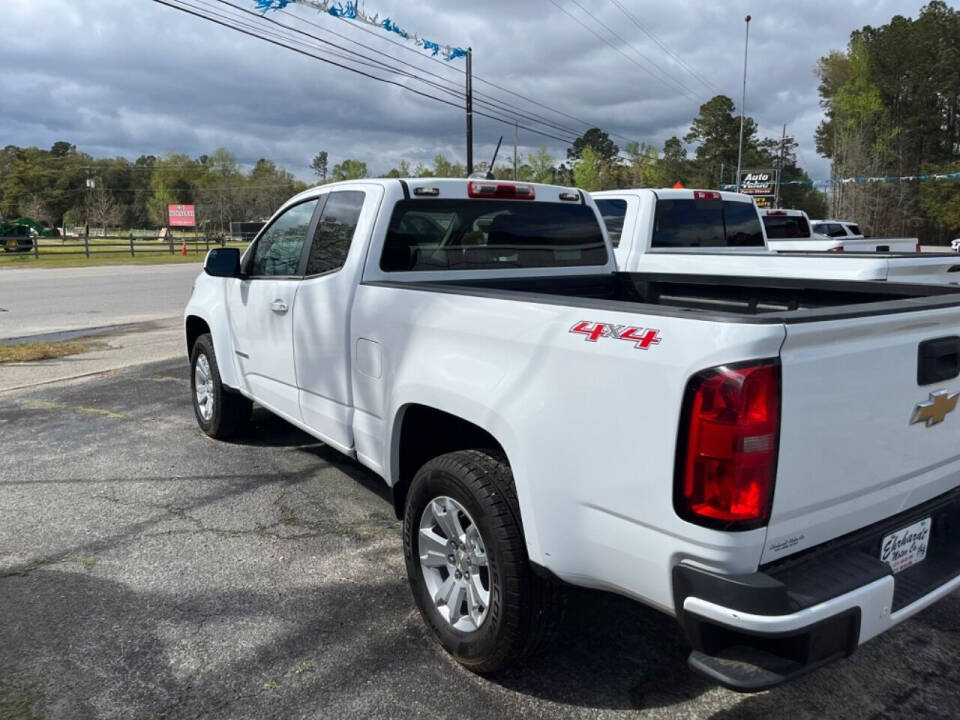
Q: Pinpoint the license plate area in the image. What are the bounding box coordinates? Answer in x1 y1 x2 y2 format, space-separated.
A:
881 518 932 574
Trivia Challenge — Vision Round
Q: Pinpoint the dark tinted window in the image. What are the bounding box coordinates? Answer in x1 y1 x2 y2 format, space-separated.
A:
652 199 764 248
380 200 607 272
249 199 318 276
762 215 811 239
847 224 862 236
595 198 627 247
305 191 364 276
815 223 847 238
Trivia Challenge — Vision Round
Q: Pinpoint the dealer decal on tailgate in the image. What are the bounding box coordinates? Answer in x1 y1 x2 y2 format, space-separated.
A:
570 321 662 350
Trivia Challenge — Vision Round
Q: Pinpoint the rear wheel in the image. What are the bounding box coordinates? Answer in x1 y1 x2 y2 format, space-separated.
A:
3 236 21 253
190 333 251 439
403 449 563 673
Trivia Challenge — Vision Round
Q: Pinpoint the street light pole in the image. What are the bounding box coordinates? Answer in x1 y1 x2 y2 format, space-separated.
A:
735 14 751 192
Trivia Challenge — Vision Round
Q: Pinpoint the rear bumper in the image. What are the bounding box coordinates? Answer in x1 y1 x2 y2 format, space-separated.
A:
673 487 960 691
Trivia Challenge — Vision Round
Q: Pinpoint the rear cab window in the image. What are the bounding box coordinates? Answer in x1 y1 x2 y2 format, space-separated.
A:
594 198 627 247
762 214 811 239
380 199 608 272
652 198 764 248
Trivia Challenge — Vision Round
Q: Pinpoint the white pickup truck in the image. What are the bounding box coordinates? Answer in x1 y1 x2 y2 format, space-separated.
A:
185 178 960 691
594 188 960 285
811 219 921 253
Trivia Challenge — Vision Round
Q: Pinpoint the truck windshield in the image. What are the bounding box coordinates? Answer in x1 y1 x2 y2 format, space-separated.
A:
380 199 608 272
652 199 764 248
762 215 811 239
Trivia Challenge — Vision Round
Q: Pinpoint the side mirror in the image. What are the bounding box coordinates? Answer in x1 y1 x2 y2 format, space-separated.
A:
204 247 241 278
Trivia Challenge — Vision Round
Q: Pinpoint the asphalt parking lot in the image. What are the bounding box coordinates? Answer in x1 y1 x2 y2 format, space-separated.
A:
2 359 959 719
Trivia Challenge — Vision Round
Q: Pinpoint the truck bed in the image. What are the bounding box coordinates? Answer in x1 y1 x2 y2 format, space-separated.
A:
370 272 960 323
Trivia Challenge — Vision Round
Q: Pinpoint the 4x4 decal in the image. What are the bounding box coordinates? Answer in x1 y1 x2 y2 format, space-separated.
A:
570 321 662 350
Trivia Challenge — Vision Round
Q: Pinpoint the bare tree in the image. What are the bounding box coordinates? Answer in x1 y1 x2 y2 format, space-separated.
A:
87 188 123 235
19 193 54 226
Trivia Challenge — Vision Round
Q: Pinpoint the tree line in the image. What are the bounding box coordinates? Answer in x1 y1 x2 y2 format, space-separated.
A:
817 1 960 240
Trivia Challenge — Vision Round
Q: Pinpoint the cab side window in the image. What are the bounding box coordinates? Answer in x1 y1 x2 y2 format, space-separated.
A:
305 191 365 276
248 199 319 277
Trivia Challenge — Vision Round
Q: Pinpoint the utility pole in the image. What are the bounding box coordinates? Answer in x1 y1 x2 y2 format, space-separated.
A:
735 14 751 192
513 120 518 181
466 47 473 175
774 123 793 208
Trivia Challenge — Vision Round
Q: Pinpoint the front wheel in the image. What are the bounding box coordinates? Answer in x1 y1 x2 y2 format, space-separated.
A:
403 449 563 673
190 333 251 439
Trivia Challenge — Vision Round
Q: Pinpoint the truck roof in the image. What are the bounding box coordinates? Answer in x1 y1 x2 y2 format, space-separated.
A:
762 208 809 218
284 177 585 207
593 188 755 203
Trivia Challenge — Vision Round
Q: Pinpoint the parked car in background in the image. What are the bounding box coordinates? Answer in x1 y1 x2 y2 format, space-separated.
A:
810 219 920 253
592 189 959 284
950 238 960 253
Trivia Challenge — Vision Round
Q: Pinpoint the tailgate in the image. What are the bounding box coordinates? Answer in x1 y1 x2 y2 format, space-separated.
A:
762 306 960 563
883 255 960 286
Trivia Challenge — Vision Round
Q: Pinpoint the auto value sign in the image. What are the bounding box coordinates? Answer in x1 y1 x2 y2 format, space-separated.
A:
739 171 775 197
168 204 196 227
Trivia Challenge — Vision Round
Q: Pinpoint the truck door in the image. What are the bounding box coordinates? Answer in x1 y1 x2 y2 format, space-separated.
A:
226 197 320 420
293 188 373 452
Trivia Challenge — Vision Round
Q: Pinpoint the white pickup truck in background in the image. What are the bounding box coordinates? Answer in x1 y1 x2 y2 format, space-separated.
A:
594 189 960 285
185 178 960 691
810 218 921 253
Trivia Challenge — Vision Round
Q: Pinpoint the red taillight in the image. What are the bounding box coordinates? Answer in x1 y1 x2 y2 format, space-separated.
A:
827 245 844 252
916 242 922 253
467 181 535 200
693 190 720 200
675 361 780 530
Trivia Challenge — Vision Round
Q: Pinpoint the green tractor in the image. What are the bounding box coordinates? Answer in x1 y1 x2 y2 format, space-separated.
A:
1 217 57 252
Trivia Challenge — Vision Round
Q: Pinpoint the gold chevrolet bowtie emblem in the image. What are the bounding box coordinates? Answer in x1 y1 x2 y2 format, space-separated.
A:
911 390 960 427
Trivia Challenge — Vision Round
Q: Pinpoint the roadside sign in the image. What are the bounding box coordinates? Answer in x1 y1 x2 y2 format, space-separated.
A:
168 204 196 227
754 197 772 209
739 170 775 197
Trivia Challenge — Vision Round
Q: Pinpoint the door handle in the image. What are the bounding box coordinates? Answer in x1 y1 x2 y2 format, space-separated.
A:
270 299 289 314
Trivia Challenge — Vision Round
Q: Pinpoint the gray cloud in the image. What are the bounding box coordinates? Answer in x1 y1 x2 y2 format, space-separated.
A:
0 0 927 181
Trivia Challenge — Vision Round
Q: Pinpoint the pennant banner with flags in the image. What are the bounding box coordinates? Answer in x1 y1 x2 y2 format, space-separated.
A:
721 171 960 191
253 1 467 61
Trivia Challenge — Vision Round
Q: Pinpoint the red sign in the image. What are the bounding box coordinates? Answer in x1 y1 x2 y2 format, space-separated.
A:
168 204 196 227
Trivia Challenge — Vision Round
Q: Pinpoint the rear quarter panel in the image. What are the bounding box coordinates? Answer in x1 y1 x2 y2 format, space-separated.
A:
351 283 786 612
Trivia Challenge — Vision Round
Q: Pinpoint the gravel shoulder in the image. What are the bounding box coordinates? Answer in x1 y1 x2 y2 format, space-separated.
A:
0 360 958 719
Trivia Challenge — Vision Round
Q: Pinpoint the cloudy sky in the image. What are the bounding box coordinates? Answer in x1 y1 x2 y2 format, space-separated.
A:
0 0 933 182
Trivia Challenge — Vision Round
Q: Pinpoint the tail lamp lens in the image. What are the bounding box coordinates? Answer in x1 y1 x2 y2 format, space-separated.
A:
828 245 844 252
676 362 780 530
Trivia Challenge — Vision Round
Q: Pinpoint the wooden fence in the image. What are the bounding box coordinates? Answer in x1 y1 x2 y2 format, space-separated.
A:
2 230 247 259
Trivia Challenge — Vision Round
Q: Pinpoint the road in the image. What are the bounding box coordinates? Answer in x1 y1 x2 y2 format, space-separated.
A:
0 263 201 339
1 360 958 719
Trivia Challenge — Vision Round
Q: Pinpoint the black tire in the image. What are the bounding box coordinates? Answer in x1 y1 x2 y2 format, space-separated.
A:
403 449 564 673
3 237 20 253
190 333 252 439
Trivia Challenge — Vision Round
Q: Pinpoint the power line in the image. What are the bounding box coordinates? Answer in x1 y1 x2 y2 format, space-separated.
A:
564 0 705 100
270 4 590 140
215 0 584 139
606 0 721 94
279 2 639 145
544 0 702 103
154 0 581 145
